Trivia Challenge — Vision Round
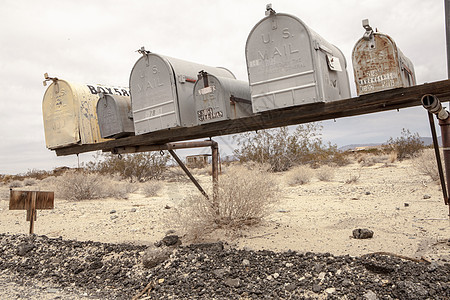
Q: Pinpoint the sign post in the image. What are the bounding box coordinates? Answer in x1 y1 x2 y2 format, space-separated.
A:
9 190 54 234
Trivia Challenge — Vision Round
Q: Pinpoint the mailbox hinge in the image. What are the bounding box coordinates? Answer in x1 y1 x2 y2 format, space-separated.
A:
362 19 374 40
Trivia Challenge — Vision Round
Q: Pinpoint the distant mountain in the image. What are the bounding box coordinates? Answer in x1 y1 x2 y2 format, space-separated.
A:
338 136 441 151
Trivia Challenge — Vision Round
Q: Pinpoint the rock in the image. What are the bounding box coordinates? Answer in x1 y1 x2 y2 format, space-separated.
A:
242 259 250 266
364 290 378 300
352 228 374 239
142 247 170 268
162 235 181 247
224 278 240 288
365 191 371 195
272 273 279 279
130 208 137 212
17 242 34 256
285 262 293 267
212 268 227 277
325 287 336 294
423 194 431 199
110 215 118 220
404 203 409 207
285 283 297 292
164 205 171 209
317 272 326 281
312 284 322 293
110 210 116 214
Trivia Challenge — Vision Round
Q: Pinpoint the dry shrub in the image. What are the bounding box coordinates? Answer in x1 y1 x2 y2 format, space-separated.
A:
56 170 106 200
176 166 279 240
358 154 390 167
286 166 314 186
234 124 343 172
316 165 335 181
103 181 138 199
413 149 441 182
345 169 361 184
384 128 424 160
9 180 22 188
142 180 163 197
23 178 36 186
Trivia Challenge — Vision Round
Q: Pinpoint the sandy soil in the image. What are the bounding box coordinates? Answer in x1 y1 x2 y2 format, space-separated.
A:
1 159 449 263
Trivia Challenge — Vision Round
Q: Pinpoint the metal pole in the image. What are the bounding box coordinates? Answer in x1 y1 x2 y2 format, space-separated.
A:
428 112 449 204
211 142 219 215
445 0 450 78
168 149 209 200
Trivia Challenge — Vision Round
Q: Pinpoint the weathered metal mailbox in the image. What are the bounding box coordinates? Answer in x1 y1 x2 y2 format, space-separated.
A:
352 19 416 95
194 71 253 124
129 48 236 135
245 5 351 113
42 74 130 149
96 93 134 139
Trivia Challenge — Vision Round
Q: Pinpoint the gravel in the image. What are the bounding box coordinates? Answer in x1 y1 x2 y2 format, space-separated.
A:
0 233 449 299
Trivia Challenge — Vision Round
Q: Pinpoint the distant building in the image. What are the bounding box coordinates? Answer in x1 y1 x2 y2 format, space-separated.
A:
186 154 210 168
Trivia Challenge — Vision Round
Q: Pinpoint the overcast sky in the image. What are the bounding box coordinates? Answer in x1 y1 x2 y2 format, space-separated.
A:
0 0 447 174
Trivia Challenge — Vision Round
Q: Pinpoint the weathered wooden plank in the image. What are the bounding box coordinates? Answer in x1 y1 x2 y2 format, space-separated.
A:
55 79 450 156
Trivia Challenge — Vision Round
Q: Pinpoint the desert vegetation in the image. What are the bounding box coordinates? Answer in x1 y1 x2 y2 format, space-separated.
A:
1 125 440 239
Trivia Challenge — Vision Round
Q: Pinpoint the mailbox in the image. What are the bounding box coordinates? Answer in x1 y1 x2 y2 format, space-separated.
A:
129 49 236 135
245 5 351 113
352 19 416 95
194 71 253 125
42 76 129 149
96 93 134 139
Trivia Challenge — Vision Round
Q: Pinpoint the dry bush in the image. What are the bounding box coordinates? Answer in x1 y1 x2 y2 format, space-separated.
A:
384 129 425 160
286 166 314 186
345 169 361 184
412 149 441 182
316 165 335 181
142 180 164 197
233 124 344 172
358 154 390 167
9 180 22 188
103 181 139 199
56 170 107 200
86 152 169 182
163 167 191 182
175 166 279 240
23 178 36 186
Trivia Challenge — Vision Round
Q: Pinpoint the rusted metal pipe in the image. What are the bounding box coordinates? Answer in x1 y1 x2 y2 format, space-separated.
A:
211 142 219 215
168 149 209 200
422 94 450 209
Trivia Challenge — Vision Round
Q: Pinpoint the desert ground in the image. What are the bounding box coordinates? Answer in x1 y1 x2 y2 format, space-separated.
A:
1 155 449 262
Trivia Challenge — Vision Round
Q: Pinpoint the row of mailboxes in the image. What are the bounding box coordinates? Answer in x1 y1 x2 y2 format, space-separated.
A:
42 6 416 150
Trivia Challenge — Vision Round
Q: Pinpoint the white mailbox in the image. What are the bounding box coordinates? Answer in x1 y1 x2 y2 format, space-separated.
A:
129 49 235 135
96 93 134 139
245 5 351 113
194 71 253 125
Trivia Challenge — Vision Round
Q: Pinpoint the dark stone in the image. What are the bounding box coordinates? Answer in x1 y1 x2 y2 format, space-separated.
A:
285 283 297 292
312 284 322 293
162 235 181 247
352 228 374 239
17 242 34 256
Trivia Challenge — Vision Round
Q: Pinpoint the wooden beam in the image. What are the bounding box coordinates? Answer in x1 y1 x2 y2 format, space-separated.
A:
55 79 450 156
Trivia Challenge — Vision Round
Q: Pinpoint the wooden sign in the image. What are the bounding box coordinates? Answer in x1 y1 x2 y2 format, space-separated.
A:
9 190 54 234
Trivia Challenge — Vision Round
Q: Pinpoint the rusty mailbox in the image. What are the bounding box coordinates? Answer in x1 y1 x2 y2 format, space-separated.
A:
352 19 416 95
245 5 351 113
129 48 236 135
96 93 134 139
194 71 253 125
42 74 130 149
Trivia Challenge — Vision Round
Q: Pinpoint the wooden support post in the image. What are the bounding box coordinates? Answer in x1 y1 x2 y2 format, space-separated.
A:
29 192 36 234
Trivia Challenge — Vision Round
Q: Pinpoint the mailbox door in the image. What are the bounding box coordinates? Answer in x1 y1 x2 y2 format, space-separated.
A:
194 76 228 124
42 80 80 149
97 95 121 138
352 34 403 95
246 13 318 113
130 55 179 135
